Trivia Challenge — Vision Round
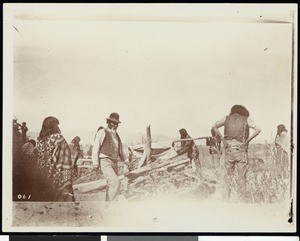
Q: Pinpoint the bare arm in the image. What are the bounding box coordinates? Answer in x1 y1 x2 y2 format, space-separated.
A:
176 141 191 155
246 118 262 144
212 116 227 143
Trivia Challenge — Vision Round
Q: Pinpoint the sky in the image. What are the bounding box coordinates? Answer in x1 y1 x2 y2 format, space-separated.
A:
8 4 296 144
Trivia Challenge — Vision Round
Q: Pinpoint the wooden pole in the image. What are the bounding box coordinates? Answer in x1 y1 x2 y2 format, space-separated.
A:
145 125 151 165
172 136 208 143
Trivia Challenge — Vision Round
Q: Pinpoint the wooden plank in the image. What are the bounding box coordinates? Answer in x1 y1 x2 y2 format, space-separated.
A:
173 164 188 172
157 159 190 172
137 149 147 169
77 158 93 166
130 160 172 177
145 125 151 165
74 157 189 193
137 125 152 169
73 179 106 193
77 165 93 169
74 175 124 193
172 136 208 143
129 176 150 188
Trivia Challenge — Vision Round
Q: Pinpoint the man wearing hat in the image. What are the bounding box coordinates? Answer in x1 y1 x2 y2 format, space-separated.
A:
212 105 261 201
275 124 290 179
92 112 129 201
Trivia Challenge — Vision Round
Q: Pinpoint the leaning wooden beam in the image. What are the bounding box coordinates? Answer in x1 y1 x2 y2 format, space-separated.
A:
145 125 152 165
137 125 152 168
172 136 208 143
75 158 189 193
173 163 188 172
129 176 150 188
129 159 174 177
157 159 190 172
137 149 147 169
73 179 105 193
74 163 160 194
73 175 124 193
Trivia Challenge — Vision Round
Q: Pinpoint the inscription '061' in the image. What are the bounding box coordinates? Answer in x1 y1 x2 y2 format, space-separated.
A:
17 194 31 200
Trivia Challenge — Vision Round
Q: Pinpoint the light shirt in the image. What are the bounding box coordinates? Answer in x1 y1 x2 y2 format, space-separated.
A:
275 131 290 153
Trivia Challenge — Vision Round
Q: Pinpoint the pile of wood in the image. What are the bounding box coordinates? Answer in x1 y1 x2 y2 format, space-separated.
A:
72 153 217 201
73 126 218 201
72 168 103 185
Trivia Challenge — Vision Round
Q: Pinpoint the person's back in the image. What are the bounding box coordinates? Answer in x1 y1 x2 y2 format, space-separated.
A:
224 113 249 143
212 105 261 201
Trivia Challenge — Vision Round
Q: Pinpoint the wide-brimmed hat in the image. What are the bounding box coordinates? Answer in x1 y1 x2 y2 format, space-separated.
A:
107 112 121 124
230 105 250 117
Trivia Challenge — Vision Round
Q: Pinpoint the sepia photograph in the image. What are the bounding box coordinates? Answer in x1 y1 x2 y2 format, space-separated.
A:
3 3 297 232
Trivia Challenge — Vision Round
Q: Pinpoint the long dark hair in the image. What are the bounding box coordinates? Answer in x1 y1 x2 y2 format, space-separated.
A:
179 128 188 139
38 116 61 140
72 136 81 150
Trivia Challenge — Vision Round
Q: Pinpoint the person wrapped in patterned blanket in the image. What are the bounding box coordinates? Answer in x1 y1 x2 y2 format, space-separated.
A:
36 116 74 201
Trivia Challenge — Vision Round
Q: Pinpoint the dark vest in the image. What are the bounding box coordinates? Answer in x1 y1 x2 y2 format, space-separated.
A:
224 113 249 142
99 128 122 161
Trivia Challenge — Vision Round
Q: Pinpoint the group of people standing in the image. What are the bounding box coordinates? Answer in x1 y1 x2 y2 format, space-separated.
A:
169 104 290 201
13 117 83 201
13 105 291 203
13 119 29 170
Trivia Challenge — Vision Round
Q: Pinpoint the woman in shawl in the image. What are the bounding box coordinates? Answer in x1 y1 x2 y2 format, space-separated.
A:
69 136 83 177
35 116 74 201
176 128 200 173
69 136 83 168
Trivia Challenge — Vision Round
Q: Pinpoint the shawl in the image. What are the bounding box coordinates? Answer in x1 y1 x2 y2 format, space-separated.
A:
177 134 199 159
37 133 73 192
21 142 35 160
